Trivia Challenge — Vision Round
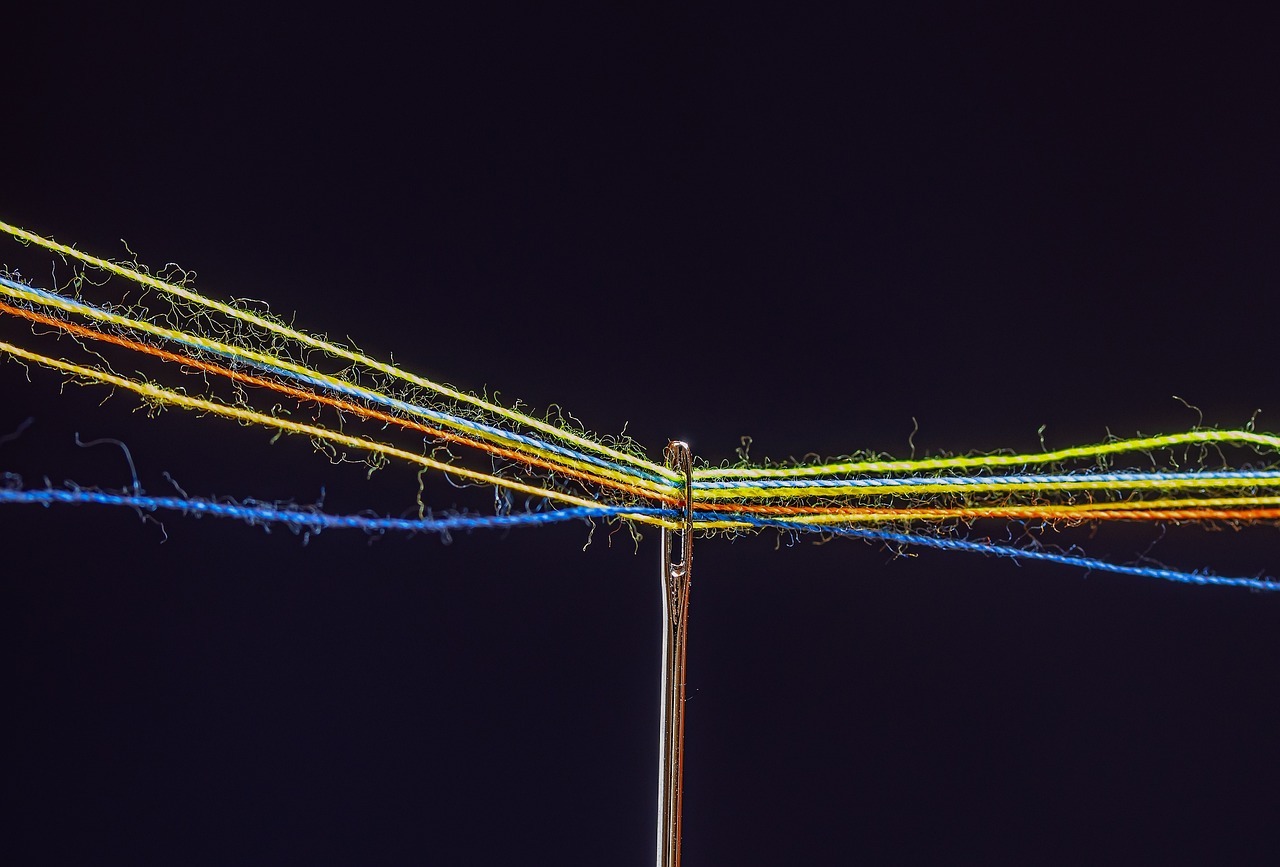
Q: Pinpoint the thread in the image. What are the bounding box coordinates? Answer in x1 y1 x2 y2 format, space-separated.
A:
692 470 1280 499
0 276 673 491
5 484 1273 592
0 295 680 506
692 431 1280 479
0 487 664 533
725 515 1279 593
0 219 676 481
3 218 1278 590
0 339 676 526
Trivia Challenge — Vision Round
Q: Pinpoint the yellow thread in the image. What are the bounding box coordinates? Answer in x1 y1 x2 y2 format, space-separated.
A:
0 220 676 481
0 339 674 528
0 280 674 496
692 431 1280 479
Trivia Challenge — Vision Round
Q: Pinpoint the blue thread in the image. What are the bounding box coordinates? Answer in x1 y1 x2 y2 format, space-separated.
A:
702 512 1279 592
0 487 670 533
2 484 1273 591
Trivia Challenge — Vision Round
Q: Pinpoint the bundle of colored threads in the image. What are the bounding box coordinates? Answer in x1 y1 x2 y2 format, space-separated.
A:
1 219 1276 591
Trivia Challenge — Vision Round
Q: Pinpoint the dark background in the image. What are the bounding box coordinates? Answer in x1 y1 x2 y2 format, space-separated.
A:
3 6 1278 864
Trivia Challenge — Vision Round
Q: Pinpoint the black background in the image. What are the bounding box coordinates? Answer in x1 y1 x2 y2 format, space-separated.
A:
4 6 1279 864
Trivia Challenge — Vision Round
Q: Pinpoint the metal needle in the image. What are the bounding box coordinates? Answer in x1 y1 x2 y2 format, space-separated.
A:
656 440 693 867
